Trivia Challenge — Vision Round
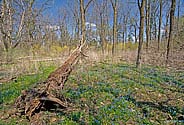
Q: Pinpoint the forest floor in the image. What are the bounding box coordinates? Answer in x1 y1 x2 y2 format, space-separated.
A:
0 61 184 124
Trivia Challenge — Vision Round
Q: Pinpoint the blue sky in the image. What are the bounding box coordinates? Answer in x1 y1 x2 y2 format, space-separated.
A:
51 0 66 11
42 0 184 34
45 0 184 18
42 0 66 18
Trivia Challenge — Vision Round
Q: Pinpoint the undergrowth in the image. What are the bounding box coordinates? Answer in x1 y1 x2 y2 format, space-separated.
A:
0 62 183 124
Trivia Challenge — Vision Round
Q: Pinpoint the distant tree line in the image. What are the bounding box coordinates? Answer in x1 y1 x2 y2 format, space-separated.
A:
0 0 183 66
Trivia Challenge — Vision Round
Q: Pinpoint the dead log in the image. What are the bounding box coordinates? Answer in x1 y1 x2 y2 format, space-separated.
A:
14 43 86 120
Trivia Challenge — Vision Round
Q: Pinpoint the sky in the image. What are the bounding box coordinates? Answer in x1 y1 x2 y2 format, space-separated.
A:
1 0 184 39
43 0 138 23
41 0 66 19
44 0 184 19
40 0 184 39
49 0 66 14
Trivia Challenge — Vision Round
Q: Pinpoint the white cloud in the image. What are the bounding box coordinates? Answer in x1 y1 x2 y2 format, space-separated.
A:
46 25 60 30
85 22 96 27
85 22 90 25
90 23 96 27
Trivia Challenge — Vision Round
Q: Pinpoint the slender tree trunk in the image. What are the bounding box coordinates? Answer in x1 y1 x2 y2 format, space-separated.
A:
177 0 180 36
75 18 80 40
134 26 137 43
79 0 93 43
112 9 116 55
1 0 8 52
110 0 117 55
122 15 128 50
94 0 107 53
1 0 13 62
165 12 169 41
100 13 105 54
166 0 176 64
149 16 152 41
122 31 124 50
158 0 162 51
136 0 145 68
154 15 157 40
79 0 86 43
145 0 150 51
124 17 128 43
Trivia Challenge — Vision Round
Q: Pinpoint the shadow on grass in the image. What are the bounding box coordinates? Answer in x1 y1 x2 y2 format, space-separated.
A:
123 94 182 117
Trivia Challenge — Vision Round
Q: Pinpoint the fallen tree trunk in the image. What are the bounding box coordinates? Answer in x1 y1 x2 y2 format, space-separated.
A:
14 43 86 120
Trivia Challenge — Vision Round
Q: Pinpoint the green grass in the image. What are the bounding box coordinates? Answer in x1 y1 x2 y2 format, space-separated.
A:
0 65 56 104
0 62 184 124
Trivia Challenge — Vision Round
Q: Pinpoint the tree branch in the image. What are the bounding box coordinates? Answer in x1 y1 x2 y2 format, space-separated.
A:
138 0 141 9
84 0 94 13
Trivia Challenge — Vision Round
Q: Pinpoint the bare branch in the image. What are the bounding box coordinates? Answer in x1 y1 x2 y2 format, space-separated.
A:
138 0 141 9
84 0 94 13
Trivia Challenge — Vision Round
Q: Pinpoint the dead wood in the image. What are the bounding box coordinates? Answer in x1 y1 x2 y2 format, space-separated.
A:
13 43 86 120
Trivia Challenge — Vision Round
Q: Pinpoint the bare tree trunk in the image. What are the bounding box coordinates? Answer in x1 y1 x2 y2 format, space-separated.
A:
1 0 13 62
14 44 86 122
122 31 125 50
79 0 93 43
154 15 157 40
94 0 107 54
1 0 8 52
70 1 80 40
136 0 145 68
149 16 152 41
123 15 128 45
100 13 105 54
165 11 170 42
145 0 150 51
79 0 86 43
158 0 162 51
166 0 176 64
134 25 137 43
177 0 180 36
110 0 117 55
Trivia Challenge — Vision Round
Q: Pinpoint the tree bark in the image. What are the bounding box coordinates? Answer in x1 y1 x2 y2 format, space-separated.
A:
79 0 86 43
14 43 86 120
79 0 93 43
110 0 117 55
100 13 105 54
94 0 107 54
136 0 145 68
158 0 163 51
165 11 170 41
166 0 176 64
134 25 137 43
145 0 150 51
177 0 180 36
